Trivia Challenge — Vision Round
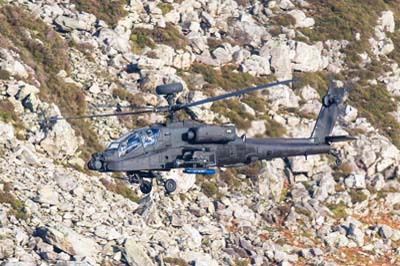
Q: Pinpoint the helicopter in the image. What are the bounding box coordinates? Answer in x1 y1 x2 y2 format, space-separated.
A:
47 79 355 194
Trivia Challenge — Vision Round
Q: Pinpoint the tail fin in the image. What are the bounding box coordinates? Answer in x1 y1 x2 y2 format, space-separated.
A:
311 86 345 143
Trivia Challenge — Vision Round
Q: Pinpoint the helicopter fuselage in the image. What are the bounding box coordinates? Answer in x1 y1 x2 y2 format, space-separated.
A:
88 120 331 173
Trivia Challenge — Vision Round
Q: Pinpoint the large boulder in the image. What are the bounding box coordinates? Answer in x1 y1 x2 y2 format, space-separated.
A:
267 41 293 80
36 225 99 258
124 238 154 266
54 13 96 32
98 27 131 53
288 10 315 28
0 48 29 78
241 55 271 76
293 42 327 72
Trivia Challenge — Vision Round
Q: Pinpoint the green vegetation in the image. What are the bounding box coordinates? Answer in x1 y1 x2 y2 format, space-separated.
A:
327 201 347 219
163 257 188 266
293 72 329 97
211 99 253 130
0 99 24 132
131 23 188 51
201 181 218 197
100 178 140 202
271 13 296 27
0 6 102 162
112 87 145 107
0 69 10 79
264 116 287 137
332 163 354 180
157 3 173 15
0 183 28 220
71 0 127 27
349 189 368 204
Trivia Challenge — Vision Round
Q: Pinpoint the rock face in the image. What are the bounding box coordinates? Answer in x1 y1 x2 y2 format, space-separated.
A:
293 42 326 72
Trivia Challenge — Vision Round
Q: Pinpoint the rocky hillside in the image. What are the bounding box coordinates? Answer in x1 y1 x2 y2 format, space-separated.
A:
1 0 400 265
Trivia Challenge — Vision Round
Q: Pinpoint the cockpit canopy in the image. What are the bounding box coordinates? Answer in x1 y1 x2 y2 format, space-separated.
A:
106 128 160 157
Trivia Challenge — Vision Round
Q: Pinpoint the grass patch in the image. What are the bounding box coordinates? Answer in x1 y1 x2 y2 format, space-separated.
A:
100 178 140 202
211 99 254 130
327 201 347 219
349 189 368 204
71 0 127 26
157 3 173 15
0 69 10 79
0 183 28 220
131 23 188 51
263 115 287 137
201 181 218 197
0 99 24 131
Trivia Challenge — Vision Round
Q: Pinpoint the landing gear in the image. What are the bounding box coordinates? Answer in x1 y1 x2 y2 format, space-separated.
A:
140 180 152 194
164 179 177 194
127 171 177 194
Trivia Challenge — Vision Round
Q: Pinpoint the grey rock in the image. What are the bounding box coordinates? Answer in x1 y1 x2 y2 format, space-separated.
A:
293 42 326 72
212 47 232 65
54 14 95 32
378 224 393 239
36 186 59 205
181 251 219 266
269 42 292 80
36 225 99 258
0 239 14 259
288 10 315 28
0 48 29 78
0 121 15 144
345 174 366 189
346 223 364 246
241 55 271 76
124 238 154 266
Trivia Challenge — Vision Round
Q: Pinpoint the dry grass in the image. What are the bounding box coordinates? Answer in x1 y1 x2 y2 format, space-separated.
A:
71 0 127 26
0 182 28 220
100 178 140 202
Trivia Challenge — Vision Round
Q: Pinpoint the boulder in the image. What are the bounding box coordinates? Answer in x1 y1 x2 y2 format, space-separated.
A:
293 42 326 72
0 48 29 78
269 42 292 80
36 185 59 205
98 28 131 53
377 11 395 33
212 47 232 65
257 160 285 202
36 225 99 258
264 85 299 110
288 10 315 28
54 14 95 32
0 121 15 144
241 55 271 76
344 174 366 189
124 238 154 266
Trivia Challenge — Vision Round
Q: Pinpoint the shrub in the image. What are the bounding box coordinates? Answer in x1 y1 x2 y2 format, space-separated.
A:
0 69 10 79
201 181 218 197
100 178 140 202
157 3 173 15
0 99 24 131
211 99 254 130
0 182 28 220
71 0 127 26
349 189 368 204
326 201 347 219
131 23 188 50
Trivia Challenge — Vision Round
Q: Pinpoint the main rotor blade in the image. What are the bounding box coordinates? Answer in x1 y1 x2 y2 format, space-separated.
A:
47 107 156 123
178 79 296 110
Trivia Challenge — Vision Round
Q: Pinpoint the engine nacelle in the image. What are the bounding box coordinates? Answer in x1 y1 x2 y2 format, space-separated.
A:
185 125 236 143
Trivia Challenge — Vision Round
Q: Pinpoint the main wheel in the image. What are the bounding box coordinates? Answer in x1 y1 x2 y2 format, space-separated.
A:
164 179 177 194
140 180 152 194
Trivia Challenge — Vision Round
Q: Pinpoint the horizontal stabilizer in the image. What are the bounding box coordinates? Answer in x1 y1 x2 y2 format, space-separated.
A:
325 135 356 143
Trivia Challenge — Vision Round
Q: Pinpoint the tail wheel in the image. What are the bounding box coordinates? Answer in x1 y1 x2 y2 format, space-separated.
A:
140 180 152 194
164 179 177 194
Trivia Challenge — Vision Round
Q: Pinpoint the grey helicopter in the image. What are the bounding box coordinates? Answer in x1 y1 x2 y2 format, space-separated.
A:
47 79 355 194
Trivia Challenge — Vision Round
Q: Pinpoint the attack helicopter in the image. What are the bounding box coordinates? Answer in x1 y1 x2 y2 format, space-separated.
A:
47 79 355 194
